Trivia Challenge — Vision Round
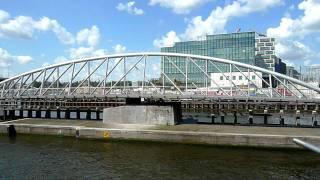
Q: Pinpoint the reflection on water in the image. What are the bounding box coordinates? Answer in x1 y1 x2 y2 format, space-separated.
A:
0 135 319 179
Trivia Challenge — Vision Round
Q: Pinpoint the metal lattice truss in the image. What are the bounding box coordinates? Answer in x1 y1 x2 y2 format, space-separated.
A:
1 52 320 99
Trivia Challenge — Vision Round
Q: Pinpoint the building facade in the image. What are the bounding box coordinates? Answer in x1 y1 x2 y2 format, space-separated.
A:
210 71 263 89
161 32 256 86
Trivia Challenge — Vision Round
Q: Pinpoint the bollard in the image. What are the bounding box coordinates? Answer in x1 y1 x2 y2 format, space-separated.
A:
7 125 16 137
233 112 237 124
75 128 80 138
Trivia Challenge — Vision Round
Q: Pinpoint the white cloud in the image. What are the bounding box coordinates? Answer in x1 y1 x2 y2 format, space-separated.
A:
149 0 211 14
117 1 144 15
266 0 320 66
0 10 75 44
113 44 127 53
76 25 100 47
0 10 10 23
181 0 284 40
153 31 180 48
16 56 32 64
275 40 320 66
54 56 68 64
0 48 32 67
154 0 283 47
267 0 320 39
69 46 108 59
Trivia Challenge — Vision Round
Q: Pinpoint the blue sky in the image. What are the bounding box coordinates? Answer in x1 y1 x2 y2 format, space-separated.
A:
0 0 320 77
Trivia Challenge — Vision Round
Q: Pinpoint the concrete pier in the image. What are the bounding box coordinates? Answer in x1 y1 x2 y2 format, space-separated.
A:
1 119 320 149
103 105 177 125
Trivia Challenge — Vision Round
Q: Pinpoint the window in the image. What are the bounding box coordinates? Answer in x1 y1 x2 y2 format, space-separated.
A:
220 76 223 80
232 76 236 80
252 75 256 80
239 76 243 80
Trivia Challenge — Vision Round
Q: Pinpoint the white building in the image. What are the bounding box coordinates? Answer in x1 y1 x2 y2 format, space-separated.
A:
210 72 263 89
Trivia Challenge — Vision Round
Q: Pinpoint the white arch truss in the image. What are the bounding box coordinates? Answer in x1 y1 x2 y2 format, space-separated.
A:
0 52 319 100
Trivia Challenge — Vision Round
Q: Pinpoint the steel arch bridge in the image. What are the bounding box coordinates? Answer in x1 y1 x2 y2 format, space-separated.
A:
0 52 319 100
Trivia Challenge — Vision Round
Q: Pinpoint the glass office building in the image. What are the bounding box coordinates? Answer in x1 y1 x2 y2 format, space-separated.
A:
161 32 258 86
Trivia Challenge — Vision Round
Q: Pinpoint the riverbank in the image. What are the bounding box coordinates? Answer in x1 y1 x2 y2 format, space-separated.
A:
1 118 320 148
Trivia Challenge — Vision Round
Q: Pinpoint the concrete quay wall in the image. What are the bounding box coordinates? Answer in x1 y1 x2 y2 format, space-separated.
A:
1 123 319 148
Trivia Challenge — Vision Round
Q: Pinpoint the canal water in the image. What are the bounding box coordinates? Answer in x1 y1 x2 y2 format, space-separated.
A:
1 135 320 179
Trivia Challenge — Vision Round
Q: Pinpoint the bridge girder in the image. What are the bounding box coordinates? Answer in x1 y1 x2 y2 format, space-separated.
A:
0 52 319 100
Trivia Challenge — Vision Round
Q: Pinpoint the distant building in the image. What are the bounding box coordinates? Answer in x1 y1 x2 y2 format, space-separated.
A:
161 32 257 86
160 31 286 88
210 71 263 89
286 66 300 79
0 77 6 82
255 36 286 74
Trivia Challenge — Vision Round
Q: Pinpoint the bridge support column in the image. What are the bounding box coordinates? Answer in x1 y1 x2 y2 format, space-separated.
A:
296 110 300 126
211 114 215 124
19 109 23 119
57 109 61 119
96 110 100 120
86 110 91 120
36 109 41 118
9 110 15 120
220 113 225 124
312 111 317 127
263 109 268 125
65 109 70 119
45 109 51 119
233 111 237 124
3 110 8 121
76 109 81 119
279 110 285 126
248 110 253 125
28 110 32 118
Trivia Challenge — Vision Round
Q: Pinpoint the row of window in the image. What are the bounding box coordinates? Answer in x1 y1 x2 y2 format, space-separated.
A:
219 75 256 81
